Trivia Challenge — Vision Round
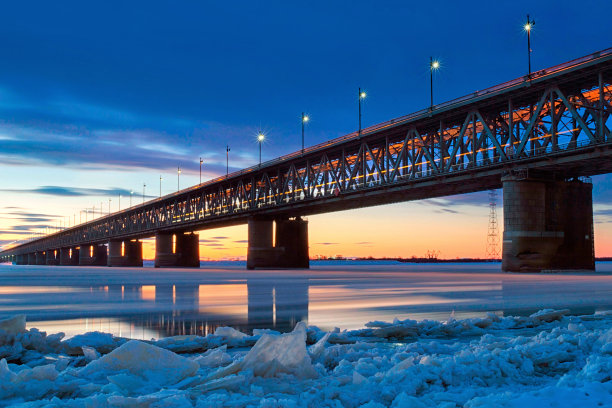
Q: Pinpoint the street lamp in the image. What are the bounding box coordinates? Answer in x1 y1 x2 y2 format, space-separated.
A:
177 166 181 191
301 112 309 154
130 190 133 207
257 133 265 166
159 175 163 197
199 158 203 184
118 194 121 211
143 183 146 204
358 88 366 136
524 14 535 78
226 145 230 176
430 57 440 110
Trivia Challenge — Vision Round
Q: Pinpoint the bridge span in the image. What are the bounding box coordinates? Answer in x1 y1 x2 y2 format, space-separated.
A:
1 48 611 271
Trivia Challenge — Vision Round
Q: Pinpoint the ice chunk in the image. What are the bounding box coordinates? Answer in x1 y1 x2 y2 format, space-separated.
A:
392 392 428 408
194 345 232 368
308 332 330 360
241 321 317 379
0 315 26 335
154 335 208 353
79 340 199 385
81 346 100 362
529 309 569 323
214 326 247 340
63 331 116 355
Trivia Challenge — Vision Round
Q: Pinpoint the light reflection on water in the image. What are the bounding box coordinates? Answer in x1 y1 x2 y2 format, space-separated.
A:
1 262 612 339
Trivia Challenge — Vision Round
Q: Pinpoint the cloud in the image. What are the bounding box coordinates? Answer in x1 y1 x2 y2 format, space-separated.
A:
233 240 248 243
0 186 151 198
316 242 338 246
435 208 460 214
354 241 372 245
211 236 229 240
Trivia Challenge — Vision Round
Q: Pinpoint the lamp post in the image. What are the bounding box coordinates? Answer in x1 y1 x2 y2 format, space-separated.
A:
177 166 181 191
118 194 121 211
108 198 111 215
257 133 265 166
301 112 309 154
199 158 203 184
430 57 440 110
226 145 230 176
130 190 133 207
160 175 163 197
358 88 366 136
143 183 146 204
524 14 535 78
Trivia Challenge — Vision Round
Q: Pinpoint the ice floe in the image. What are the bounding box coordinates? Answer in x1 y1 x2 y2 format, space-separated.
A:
1 310 612 407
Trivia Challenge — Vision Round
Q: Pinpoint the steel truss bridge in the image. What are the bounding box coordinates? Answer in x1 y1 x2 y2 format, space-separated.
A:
2 48 611 258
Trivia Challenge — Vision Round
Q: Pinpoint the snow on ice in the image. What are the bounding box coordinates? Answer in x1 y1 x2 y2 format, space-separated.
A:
0 310 612 407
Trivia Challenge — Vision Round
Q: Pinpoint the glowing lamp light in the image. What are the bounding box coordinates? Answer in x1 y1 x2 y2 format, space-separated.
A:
360 91 367 99
302 115 309 123
524 23 532 31
431 60 440 70
257 133 265 142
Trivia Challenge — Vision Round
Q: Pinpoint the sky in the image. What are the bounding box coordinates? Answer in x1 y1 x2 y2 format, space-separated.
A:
1 0 611 260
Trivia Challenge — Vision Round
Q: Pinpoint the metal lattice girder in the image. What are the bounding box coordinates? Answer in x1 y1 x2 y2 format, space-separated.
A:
3 49 612 257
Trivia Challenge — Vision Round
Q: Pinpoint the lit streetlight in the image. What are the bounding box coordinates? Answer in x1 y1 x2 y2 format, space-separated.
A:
257 133 265 166
358 88 366 136
177 166 181 191
160 175 163 197
226 145 230 176
301 112 309 154
199 157 203 184
430 57 440 110
524 14 536 78
130 190 133 207
143 183 146 204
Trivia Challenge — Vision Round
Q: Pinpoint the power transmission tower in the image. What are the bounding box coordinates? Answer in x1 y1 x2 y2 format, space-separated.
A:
486 190 500 259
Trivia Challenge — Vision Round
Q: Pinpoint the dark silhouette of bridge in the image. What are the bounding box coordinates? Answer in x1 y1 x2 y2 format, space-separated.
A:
1 48 611 272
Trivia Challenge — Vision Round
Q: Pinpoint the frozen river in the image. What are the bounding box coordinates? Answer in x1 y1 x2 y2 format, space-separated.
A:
1 261 612 339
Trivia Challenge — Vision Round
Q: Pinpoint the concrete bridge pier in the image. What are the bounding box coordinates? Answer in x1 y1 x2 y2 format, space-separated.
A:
27 253 36 265
502 176 594 272
246 217 309 269
108 240 143 267
155 232 200 267
36 252 46 265
46 249 59 265
78 244 108 266
15 254 27 265
59 247 79 266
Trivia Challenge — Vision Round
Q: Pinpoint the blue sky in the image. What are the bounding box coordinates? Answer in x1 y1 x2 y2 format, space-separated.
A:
1 1 611 257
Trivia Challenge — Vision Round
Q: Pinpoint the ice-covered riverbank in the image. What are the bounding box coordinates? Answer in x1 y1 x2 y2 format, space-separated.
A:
1 310 612 407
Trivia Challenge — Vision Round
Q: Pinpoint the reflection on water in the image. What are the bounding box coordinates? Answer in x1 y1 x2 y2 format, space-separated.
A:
2 263 612 339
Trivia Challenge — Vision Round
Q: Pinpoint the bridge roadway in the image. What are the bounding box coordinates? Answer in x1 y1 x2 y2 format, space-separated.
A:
1 48 611 271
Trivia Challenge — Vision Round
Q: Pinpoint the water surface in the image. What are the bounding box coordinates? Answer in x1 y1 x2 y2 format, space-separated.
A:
1 261 611 339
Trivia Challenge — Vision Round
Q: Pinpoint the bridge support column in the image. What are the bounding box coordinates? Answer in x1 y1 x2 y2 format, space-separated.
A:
108 240 143 267
78 244 107 266
59 248 79 266
247 217 309 269
502 176 594 272
15 254 27 265
36 252 46 265
27 253 36 265
46 249 59 266
155 233 200 268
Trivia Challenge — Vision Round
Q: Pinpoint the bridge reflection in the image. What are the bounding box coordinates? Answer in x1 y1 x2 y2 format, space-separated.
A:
99 279 309 337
